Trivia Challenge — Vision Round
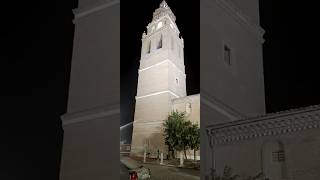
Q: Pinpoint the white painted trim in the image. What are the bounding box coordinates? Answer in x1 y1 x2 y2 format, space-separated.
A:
139 59 186 77
139 60 168 72
120 122 133 130
136 90 179 100
62 104 120 126
133 121 164 126
73 0 120 22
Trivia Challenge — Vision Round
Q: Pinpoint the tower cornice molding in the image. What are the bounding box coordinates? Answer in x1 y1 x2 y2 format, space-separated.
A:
135 90 180 100
73 0 120 23
61 104 120 126
139 59 186 78
133 121 164 126
203 0 265 43
142 23 181 41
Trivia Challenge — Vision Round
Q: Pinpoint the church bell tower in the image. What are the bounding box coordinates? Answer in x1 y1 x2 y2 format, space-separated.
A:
131 1 186 155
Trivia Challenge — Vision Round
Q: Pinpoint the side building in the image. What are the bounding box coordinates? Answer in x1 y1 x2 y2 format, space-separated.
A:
200 0 265 179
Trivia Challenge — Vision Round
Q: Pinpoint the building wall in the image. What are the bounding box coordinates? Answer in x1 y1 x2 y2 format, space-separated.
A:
213 128 320 180
200 0 265 179
67 2 120 113
60 1 120 180
229 0 260 24
172 94 200 124
60 114 119 180
201 101 240 179
201 0 265 118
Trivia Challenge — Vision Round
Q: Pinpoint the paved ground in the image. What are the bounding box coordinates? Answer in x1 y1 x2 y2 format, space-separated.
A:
120 162 129 180
143 163 200 180
120 156 200 180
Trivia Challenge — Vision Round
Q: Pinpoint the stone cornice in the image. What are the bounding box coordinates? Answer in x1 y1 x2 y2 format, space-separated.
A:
139 59 186 78
207 105 320 145
136 90 180 100
201 89 246 120
172 94 200 104
61 104 120 126
204 0 265 43
73 0 120 23
133 121 163 126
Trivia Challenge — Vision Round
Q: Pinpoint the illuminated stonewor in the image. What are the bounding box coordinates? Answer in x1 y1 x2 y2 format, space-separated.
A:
130 1 200 158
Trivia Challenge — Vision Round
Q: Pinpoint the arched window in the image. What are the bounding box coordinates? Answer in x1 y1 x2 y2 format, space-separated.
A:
262 141 287 180
157 35 162 49
157 22 163 29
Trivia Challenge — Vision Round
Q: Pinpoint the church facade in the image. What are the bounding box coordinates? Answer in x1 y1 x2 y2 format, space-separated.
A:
207 105 320 180
200 0 320 180
130 1 200 158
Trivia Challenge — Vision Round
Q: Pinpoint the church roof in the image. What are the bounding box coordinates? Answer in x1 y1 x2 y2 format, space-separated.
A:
207 104 320 144
152 0 176 22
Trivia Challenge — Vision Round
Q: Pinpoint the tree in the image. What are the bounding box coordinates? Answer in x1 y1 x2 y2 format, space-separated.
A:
163 111 185 159
187 123 200 161
180 120 192 159
163 111 200 160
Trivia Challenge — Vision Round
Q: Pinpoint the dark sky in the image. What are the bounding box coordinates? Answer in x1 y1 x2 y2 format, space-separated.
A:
2 0 320 179
2 0 77 179
260 1 320 112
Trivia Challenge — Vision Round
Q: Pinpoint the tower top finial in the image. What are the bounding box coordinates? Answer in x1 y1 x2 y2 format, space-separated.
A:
160 0 168 8
152 0 176 22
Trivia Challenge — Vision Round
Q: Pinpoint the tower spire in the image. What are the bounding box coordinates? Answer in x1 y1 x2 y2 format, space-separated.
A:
160 0 168 8
153 0 176 22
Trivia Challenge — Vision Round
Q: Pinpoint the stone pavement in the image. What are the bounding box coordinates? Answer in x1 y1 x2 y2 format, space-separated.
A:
121 156 141 169
143 163 200 180
120 156 200 180
120 162 129 180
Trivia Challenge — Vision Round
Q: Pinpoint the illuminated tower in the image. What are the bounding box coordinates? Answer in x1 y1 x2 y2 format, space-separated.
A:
131 1 186 155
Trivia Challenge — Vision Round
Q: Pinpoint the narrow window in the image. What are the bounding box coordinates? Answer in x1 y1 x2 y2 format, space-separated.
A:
147 41 151 54
175 78 179 84
157 35 162 49
224 45 231 65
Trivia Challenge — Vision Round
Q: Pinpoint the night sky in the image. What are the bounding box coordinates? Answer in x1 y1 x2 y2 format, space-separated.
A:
2 0 77 179
260 1 320 112
2 0 320 179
